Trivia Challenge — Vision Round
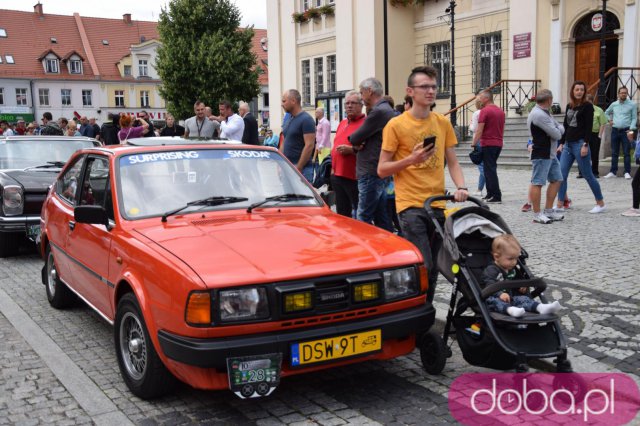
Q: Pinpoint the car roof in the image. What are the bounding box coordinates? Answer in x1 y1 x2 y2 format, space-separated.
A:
0 135 100 145
125 136 243 147
84 140 278 156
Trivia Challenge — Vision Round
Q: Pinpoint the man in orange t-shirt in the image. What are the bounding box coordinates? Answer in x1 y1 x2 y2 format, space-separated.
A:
379 65 468 302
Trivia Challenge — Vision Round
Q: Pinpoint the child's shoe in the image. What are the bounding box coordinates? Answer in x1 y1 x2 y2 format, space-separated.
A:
506 307 525 317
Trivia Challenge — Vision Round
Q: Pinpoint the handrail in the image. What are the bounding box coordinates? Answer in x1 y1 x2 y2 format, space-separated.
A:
587 66 640 93
445 79 541 116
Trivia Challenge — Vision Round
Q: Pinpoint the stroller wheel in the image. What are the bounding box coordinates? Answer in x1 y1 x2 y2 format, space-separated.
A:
420 331 447 375
552 373 588 404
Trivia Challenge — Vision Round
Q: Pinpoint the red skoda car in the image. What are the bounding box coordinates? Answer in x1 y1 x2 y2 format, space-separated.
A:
40 138 442 399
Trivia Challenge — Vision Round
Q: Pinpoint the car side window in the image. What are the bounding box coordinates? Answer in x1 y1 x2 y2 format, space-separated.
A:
57 156 86 205
79 157 110 213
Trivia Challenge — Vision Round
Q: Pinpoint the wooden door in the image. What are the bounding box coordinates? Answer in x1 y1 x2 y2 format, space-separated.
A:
575 40 600 95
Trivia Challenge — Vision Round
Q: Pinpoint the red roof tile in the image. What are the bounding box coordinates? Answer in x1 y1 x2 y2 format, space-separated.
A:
0 8 268 86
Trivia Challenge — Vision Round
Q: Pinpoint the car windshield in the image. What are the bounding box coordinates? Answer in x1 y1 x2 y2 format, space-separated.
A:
0 138 97 170
118 148 321 219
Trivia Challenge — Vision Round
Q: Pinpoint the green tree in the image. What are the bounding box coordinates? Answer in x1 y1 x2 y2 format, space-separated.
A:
155 0 261 120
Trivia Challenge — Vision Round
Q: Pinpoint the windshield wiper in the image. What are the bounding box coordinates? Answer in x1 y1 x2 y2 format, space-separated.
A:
246 193 315 213
25 161 66 170
161 196 249 222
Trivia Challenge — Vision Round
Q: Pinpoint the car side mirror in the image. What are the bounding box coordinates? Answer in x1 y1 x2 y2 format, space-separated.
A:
75 205 110 229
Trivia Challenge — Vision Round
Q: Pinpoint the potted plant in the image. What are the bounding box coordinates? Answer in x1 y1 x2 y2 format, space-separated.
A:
304 7 322 21
319 4 334 17
292 11 308 23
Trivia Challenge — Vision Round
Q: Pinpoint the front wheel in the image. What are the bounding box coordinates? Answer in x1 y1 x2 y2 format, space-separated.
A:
45 245 74 308
114 293 176 399
420 331 447 375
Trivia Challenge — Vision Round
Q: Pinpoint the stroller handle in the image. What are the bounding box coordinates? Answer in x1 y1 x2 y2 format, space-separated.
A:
424 195 486 217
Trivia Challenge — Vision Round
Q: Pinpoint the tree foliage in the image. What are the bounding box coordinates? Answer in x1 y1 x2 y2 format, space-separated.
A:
155 0 261 119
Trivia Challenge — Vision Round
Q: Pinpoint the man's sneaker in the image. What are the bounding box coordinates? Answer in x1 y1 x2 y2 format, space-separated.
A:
588 204 607 214
554 206 565 213
603 172 616 178
544 209 564 221
624 173 632 179
473 190 483 197
621 208 640 217
521 202 532 212
533 212 552 224
485 197 502 203
563 198 572 209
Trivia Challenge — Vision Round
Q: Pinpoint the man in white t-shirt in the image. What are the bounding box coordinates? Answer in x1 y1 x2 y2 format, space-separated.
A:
213 100 244 141
184 100 219 139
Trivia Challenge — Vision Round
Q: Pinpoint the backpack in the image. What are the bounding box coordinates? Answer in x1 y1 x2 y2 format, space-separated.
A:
39 122 63 136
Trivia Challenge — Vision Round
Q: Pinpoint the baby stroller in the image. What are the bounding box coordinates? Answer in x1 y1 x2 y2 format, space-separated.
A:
421 195 574 374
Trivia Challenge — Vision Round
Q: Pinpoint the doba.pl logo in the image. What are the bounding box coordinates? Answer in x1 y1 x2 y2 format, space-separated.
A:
448 373 640 425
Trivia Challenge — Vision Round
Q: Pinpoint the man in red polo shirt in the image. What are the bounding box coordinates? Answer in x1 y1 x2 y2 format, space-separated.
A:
472 89 505 203
331 91 365 217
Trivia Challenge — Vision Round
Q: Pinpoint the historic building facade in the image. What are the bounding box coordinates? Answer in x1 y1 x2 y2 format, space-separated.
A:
266 0 639 132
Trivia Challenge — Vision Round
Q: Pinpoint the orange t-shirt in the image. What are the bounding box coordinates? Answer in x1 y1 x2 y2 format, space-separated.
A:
381 111 457 212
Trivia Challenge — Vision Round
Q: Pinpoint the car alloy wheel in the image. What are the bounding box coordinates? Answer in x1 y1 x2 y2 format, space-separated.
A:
119 311 148 381
45 245 73 308
114 293 176 399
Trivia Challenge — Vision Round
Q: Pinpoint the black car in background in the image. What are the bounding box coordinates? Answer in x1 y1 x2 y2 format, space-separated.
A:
0 136 101 256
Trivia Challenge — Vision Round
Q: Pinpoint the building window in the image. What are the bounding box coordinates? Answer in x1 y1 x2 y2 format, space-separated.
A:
5 55 14 64
70 59 82 74
82 90 92 107
326 55 336 93
46 58 59 73
301 59 311 106
425 42 450 96
124 65 132 76
263 92 269 107
15 88 27 106
61 89 71 106
314 57 324 96
474 32 502 92
0 88 4 105
0 29 6 37
302 0 310 11
140 90 150 107
115 90 125 107
39 89 50 106
138 59 149 77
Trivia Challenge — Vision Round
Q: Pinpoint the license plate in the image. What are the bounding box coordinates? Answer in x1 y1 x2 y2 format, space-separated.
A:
226 353 282 399
290 329 381 367
27 224 41 242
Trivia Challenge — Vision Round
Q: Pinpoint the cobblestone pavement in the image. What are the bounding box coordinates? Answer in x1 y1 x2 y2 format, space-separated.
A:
0 165 638 425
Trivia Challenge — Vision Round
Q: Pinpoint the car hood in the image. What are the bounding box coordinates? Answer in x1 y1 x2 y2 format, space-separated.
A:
1 169 57 192
132 211 421 287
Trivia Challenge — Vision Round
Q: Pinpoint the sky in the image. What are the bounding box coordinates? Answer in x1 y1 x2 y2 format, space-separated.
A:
3 0 267 28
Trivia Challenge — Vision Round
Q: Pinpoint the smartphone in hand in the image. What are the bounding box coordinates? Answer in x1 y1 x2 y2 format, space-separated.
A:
423 135 436 150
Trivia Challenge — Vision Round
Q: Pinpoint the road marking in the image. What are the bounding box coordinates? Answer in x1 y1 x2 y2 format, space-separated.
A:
0 287 133 426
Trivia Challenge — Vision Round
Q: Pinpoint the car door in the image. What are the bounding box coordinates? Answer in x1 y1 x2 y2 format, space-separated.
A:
65 155 114 317
47 155 87 284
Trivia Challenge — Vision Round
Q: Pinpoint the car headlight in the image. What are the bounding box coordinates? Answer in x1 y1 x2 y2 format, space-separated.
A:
383 267 418 300
219 287 269 322
2 185 24 216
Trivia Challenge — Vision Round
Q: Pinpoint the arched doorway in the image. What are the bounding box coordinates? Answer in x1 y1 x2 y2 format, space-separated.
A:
573 11 620 97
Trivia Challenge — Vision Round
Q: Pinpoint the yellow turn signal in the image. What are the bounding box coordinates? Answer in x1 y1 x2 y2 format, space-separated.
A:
353 282 379 302
186 292 211 325
284 292 313 312
418 265 429 293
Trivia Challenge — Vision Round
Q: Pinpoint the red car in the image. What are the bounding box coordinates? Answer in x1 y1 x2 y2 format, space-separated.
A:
40 138 441 399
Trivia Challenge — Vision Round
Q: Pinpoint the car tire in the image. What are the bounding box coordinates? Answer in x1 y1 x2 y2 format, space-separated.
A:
0 232 20 257
115 293 176 399
45 245 74 308
420 331 447 375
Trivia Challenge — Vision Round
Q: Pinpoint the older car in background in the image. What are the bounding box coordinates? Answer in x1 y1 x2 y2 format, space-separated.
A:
0 136 101 256
40 138 441 399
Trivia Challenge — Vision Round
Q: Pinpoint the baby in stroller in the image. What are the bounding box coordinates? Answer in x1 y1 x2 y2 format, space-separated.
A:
481 234 563 318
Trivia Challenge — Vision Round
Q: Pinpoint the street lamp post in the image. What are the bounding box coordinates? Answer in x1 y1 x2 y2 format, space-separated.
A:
597 0 607 106
447 0 457 126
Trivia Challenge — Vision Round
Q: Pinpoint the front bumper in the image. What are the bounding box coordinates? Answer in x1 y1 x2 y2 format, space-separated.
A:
0 214 40 233
158 303 435 369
